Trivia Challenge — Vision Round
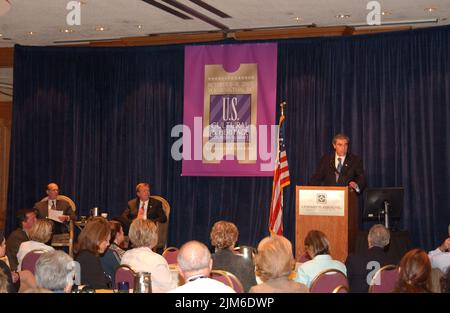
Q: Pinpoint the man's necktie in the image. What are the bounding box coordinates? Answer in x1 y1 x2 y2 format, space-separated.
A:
138 202 145 220
51 200 56 211
336 157 343 182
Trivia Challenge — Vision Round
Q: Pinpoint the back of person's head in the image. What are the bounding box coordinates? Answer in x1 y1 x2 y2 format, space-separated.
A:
210 221 238 250
304 230 330 257
76 216 110 255
35 250 74 293
177 241 211 275
28 219 53 243
15 208 37 228
255 235 295 282
128 219 158 248
109 220 122 245
368 224 390 248
395 248 432 293
440 267 450 293
0 268 8 293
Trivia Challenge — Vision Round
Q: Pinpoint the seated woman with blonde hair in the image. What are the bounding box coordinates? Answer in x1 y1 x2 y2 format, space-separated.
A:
250 235 308 293
210 221 256 292
121 219 172 292
17 219 54 271
295 230 346 288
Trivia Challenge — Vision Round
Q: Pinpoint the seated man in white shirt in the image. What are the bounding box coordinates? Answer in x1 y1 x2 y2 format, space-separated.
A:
169 240 235 293
428 235 450 273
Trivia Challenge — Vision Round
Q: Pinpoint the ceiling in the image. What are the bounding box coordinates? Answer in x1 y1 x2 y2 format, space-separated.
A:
0 0 449 101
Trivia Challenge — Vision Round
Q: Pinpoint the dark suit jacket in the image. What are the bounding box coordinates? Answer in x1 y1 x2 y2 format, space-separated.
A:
309 153 366 190
345 246 398 293
6 228 29 271
212 249 257 293
76 250 111 289
121 198 167 224
33 199 76 221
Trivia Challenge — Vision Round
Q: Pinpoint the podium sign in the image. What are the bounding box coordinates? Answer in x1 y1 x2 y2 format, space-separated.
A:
298 189 345 216
296 186 358 262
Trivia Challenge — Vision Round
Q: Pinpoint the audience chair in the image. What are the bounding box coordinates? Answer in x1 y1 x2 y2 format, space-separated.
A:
210 270 234 288
368 264 399 293
114 265 136 290
224 271 244 293
21 250 47 274
333 285 349 293
162 247 179 265
40 195 76 257
310 269 348 293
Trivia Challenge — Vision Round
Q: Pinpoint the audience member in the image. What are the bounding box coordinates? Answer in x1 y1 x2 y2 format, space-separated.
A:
250 235 308 293
101 220 126 287
75 217 111 289
1 229 37 293
169 240 235 293
0 268 8 293
6 208 37 271
121 219 172 292
428 236 450 273
440 267 450 293
17 219 54 271
394 248 432 293
345 224 397 292
295 230 347 288
35 250 75 293
210 221 256 292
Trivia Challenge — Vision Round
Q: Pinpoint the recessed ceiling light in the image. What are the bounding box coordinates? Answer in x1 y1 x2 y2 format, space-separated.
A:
425 7 437 12
137 25 143 30
0 33 3 37
95 26 106 31
381 11 391 16
28 31 35 35
336 14 351 19
61 29 74 33
293 17 302 22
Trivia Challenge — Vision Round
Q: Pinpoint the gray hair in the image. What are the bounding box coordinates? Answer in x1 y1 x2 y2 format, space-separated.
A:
368 224 390 248
332 133 350 145
35 251 75 292
177 241 211 273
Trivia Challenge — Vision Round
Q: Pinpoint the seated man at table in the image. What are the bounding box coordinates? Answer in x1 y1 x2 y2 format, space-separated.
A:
33 183 75 234
345 224 397 293
119 183 166 235
168 241 235 293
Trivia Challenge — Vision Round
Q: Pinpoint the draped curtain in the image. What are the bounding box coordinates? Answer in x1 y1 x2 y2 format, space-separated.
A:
8 26 450 250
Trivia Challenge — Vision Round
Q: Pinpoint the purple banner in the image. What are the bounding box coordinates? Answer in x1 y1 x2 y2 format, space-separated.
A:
182 43 277 176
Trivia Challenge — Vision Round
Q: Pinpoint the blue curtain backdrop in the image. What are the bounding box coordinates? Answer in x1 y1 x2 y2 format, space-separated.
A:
7 26 450 251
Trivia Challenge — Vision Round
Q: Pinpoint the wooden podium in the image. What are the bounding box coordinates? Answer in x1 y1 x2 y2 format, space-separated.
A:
295 186 358 262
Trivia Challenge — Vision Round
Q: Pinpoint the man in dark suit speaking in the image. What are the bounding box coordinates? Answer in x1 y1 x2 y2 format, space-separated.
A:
309 133 366 193
120 182 167 234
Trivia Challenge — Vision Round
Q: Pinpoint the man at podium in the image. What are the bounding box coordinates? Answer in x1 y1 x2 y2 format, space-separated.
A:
309 133 366 193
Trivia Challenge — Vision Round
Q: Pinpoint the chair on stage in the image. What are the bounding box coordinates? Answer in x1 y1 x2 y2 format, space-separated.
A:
310 269 348 293
21 250 47 275
150 195 171 252
162 247 179 265
40 195 76 257
368 264 399 293
115 265 136 290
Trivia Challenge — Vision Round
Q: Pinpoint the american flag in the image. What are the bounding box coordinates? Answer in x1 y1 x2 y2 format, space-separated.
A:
269 113 290 235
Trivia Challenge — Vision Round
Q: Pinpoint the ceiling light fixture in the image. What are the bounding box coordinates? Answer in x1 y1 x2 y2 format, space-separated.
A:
381 11 391 16
137 25 143 29
61 29 74 33
95 26 106 31
28 31 35 35
425 7 437 12
294 17 302 22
